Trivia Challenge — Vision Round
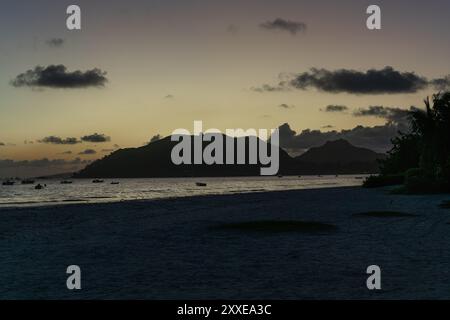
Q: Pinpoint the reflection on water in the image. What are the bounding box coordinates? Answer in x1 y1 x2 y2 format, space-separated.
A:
0 175 367 208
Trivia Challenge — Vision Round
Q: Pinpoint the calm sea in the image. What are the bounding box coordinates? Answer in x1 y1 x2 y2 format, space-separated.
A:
0 175 367 208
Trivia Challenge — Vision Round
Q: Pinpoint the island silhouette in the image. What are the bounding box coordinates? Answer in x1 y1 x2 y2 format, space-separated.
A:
74 136 385 178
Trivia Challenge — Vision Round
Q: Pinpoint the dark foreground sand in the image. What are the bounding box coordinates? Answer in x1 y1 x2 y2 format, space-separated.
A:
1 186 450 299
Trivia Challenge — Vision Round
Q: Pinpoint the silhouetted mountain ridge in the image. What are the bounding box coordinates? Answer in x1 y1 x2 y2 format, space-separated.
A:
296 139 385 163
293 139 386 174
74 136 385 178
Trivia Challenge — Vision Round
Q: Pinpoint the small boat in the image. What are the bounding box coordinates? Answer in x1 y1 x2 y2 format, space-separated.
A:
196 182 207 187
21 179 35 184
60 180 73 184
92 179 104 183
111 182 120 185
2 180 15 186
34 184 45 190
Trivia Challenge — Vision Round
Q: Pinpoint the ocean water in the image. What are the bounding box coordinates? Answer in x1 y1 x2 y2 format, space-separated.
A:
0 175 367 208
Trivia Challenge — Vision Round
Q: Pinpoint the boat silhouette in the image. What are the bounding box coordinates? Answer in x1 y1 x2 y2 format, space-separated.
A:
196 182 207 187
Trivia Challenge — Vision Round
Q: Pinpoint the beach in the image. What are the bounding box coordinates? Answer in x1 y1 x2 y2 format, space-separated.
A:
1 186 449 299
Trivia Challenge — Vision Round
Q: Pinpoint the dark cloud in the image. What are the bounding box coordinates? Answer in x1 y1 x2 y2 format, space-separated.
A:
353 106 415 125
46 38 65 48
323 105 348 112
289 67 428 94
260 18 307 35
430 76 450 90
0 142 4 146
0 158 93 178
11 65 108 89
257 67 436 94
278 122 406 153
321 125 335 129
80 133 111 143
79 149 97 155
39 136 81 145
0 158 89 168
279 103 295 109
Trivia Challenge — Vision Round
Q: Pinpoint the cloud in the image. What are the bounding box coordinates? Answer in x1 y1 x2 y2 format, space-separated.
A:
58 151 73 155
227 24 239 35
164 94 174 99
11 65 108 89
323 105 348 112
0 158 90 169
0 142 14 147
278 103 295 109
353 106 415 124
46 38 65 48
0 158 92 177
430 76 450 90
0 157 93 178
321 125 335 129
289 67 428 94
39 136 81 145
260 18 307 35
278 122 406 153
256 67 441 94
80 133 111 143
251 84 288 93
79 149 97 155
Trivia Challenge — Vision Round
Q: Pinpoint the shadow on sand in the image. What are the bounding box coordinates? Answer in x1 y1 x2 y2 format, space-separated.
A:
210 220 338 234
353 211 417 218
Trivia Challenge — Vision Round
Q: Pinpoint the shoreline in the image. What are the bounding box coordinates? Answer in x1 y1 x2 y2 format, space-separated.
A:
0 185 363 211
0 174 369 209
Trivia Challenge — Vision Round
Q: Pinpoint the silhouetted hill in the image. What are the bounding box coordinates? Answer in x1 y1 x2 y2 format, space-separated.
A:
74 135 294 178
74 137 385 178
293 139 386 174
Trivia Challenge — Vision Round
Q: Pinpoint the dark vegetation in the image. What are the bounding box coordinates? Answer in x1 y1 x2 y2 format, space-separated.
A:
364 92 450 194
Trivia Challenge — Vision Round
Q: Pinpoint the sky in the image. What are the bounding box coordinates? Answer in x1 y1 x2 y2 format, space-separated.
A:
1 0 450 176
